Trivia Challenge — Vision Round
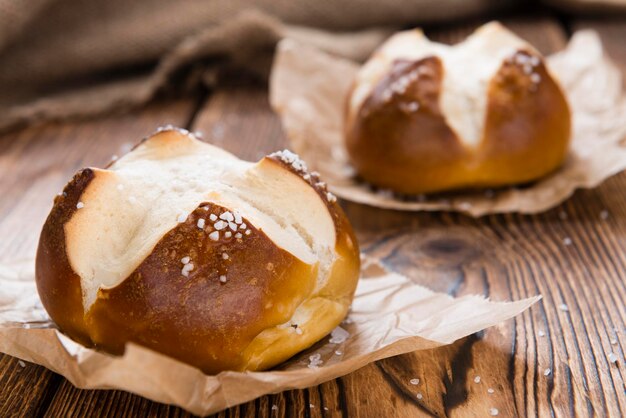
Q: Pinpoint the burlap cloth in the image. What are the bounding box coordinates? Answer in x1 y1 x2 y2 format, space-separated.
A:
0 0 623 133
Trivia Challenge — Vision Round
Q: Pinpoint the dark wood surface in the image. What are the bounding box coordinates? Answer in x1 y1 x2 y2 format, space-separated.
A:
1 14 625 418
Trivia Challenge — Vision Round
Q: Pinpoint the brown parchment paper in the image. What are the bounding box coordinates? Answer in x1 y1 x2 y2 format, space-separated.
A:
270 30 626 216
0 257 538 416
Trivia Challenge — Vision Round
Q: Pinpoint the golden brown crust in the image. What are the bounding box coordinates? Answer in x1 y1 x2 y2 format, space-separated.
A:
344 50 571 194
86 202 316 374
478 51 571 186
265 154 360 301
35 169 93 347
345 57 467 194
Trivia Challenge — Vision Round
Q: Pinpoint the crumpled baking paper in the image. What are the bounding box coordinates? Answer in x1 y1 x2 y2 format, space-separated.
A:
270 30 626 216
0 258 538 416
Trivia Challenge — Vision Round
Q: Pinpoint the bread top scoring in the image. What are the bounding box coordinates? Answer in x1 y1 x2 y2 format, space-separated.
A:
348 22 552 148
65 128 338 311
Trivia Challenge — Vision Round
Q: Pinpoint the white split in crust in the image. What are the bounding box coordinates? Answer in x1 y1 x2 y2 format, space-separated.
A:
64 129 337 310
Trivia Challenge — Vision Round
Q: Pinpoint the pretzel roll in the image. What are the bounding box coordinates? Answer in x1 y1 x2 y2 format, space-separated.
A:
36 127 360 374
345 22 571 194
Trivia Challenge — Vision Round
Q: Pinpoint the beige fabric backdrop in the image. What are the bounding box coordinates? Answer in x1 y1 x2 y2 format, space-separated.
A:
0 0 621 132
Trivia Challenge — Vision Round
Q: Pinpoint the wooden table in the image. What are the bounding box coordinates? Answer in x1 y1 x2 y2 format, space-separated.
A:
1 13 625 418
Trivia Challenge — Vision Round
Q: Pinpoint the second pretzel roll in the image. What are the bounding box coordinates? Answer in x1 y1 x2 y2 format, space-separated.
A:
345 22 571 195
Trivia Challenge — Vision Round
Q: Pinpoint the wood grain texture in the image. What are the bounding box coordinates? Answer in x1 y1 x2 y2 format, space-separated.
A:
1 15 625 418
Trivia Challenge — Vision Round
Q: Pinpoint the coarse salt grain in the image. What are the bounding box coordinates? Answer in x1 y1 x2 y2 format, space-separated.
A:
228 222 238 231
235 232 242 239
405 101 420 112
295 327 303 335
531 73 541 83
177 213 187 223
600 210 609 220
234 212 242 224
220 211 234 222
563 237 572 246
214 220 227 230
245 230 251 235
410 378 420 385
559 304 569 312
271 405 278 411
76 202 84 209
327 192 337 203
416 393 423 400
219 275 227 283
324 407 329 411
209 231 219 241
544 368 552 376
181 263 194 277
222 253 229 260
271 149 308 172
610 337 618 345
308 353 323 368
310 404 314 408
18 360 25 368
156 124 174 133
225 231 232 238
197 219 205 229
209 214 217 221
329 326 349 344
474 376 481 383
490 408 499 416
240 223 247 230
488 388 495 394
181 256 190 264
335 350 343 356
538 330 546 337
608 352 618 363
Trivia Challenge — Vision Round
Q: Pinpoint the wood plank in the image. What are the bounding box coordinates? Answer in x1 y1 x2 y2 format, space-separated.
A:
0 356 61 418
0 99 197 418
